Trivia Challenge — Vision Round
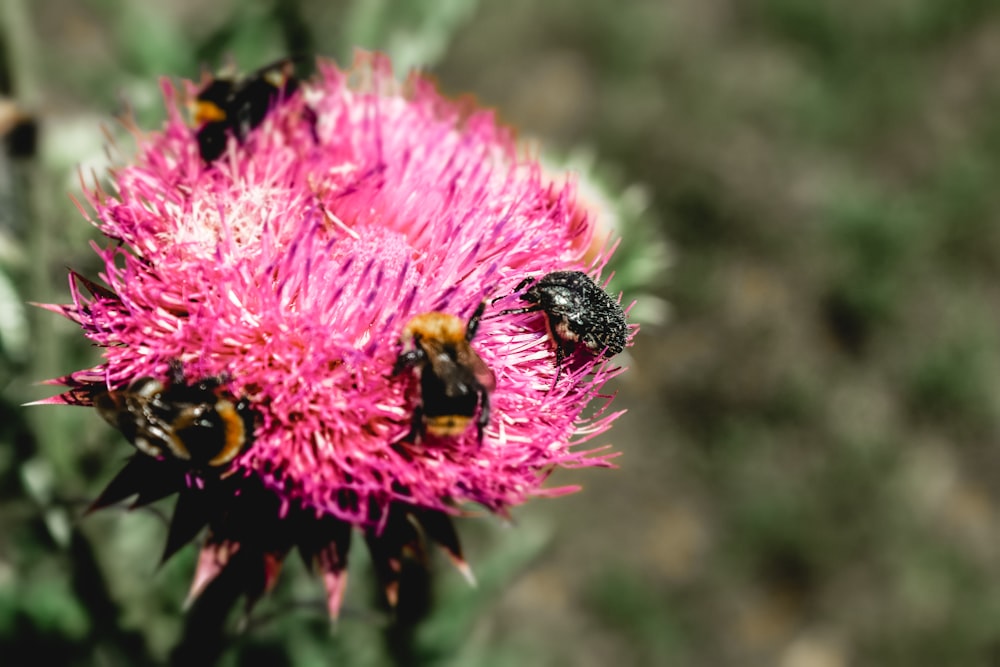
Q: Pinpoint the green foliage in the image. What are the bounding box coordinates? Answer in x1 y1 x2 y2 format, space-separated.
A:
413 518 552 666
341 0 481 73
585 570 691 665
822 187 924 342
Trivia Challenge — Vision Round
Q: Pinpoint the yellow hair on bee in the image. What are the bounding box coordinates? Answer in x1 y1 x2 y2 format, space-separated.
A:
208 400 248 467
194 100 228 125
401 312 467 346
425 414 473 437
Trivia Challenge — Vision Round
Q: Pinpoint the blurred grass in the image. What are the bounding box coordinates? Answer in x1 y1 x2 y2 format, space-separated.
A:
3 0 1000 666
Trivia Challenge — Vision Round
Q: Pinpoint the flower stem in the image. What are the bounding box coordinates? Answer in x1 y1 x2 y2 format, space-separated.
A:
384 560 433 667
169 565 245 667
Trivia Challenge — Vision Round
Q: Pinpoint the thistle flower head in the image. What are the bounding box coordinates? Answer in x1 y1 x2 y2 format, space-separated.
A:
38 53 634 617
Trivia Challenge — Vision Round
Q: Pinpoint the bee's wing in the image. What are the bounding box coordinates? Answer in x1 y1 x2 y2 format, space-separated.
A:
256 57 298 88
459 346 496 394
418 339 491 396
94 390 126 427
95 390 154 453
421 339 458 382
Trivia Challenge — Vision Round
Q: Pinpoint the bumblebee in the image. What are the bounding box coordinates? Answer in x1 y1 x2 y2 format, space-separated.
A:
496 271 627 384
392 302 496 444
193 57 302 163
95 362 255 469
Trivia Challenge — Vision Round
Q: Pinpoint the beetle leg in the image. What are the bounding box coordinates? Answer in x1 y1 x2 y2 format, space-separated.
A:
475 388 490 445
495 304 542 318
510 276 536 295
550 344 572 391
490 276 537 305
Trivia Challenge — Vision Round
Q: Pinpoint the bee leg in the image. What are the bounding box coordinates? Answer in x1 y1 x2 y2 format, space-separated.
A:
465 301 487 341
404 405 424 444
303 105 320 145
168 358 186 385
133 431 166 459
391 349 425 377
475 390 490 445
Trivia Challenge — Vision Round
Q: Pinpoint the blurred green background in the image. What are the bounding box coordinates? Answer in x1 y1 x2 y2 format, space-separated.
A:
3 0 1000 665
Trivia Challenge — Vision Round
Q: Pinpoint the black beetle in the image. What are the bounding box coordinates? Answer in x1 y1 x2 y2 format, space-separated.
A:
495 270 627 385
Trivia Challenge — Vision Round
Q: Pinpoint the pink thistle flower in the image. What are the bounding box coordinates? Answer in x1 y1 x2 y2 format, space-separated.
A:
36 52 634 620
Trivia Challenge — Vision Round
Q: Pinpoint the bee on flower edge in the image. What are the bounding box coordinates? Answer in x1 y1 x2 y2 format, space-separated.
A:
94 360 256 471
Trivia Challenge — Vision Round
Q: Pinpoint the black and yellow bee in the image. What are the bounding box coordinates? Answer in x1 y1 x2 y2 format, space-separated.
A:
496 270 627 384
193 58 303 163
392 302 495 444
95 362 255 469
